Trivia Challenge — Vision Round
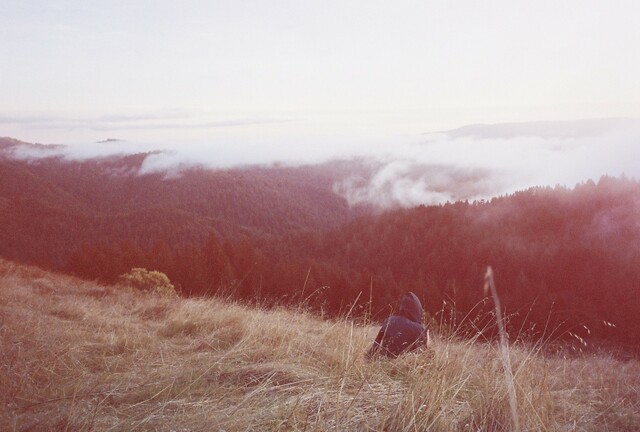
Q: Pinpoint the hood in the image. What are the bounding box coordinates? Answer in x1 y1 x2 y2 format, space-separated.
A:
398 292 423 324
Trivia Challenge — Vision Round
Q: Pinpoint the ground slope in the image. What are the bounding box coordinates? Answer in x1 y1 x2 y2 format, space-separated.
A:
1 260 639 431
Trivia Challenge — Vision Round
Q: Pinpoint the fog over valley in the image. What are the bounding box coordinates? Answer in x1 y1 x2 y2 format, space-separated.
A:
3 117 639 207
3 1 638 206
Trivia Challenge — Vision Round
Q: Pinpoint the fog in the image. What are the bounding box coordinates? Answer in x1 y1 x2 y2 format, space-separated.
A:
3 117 640 207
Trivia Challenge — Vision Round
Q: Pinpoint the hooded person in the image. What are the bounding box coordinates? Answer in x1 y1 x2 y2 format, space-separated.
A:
367 292 430 358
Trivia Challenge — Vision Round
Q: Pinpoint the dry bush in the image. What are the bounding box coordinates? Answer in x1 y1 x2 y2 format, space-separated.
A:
118 267 178 298
1 258 639 431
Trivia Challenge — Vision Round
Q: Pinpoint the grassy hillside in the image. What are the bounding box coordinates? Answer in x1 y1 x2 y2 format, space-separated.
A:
2 260 639 431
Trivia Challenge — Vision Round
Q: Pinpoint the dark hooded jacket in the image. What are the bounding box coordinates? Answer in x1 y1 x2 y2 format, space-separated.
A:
367 292 428 358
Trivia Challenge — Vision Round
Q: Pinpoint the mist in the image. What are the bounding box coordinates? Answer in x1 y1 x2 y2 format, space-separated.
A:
331 117 640 206
3 117 639 207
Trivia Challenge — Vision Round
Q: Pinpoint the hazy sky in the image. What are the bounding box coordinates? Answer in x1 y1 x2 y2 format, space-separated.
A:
2 1 640 207
2 1 639 145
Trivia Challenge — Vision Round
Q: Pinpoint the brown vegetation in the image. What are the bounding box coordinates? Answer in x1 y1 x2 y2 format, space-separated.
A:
2 259 639 431
118 268 179 298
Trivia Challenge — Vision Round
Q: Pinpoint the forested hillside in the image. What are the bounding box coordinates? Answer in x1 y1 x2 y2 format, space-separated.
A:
0 138 368 267
67 176 640 349
292 177 640 346
2 138 640 349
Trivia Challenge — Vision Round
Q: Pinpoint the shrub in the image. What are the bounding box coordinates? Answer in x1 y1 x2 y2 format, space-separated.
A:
119 268 178 298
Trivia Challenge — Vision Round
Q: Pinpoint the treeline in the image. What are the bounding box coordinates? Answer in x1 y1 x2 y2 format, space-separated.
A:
64 176 640 348
66 233 379 314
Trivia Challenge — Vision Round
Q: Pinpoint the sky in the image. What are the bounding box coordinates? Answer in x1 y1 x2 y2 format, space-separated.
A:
1 1 640 205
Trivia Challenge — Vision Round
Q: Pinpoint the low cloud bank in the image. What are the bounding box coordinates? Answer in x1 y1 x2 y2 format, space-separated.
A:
332 159 503 207
2 117 640 207
0 112 293 132
332 118 640 207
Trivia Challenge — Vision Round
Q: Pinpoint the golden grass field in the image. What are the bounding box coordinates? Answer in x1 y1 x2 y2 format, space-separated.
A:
1 259 639 431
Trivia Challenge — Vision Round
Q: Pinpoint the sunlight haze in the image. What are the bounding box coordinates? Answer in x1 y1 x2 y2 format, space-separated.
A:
2 2 639 137
2 1 639 203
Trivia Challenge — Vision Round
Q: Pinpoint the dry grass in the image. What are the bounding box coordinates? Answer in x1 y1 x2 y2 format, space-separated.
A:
1 259 639 431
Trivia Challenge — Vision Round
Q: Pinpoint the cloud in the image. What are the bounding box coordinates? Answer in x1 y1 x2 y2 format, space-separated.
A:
0 112 184 126
3 117 640 208
333 159 503 207
2 138 147 161
0 112 296 131
333 117 640 207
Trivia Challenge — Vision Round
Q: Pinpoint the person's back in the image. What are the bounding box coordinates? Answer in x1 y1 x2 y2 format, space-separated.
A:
367 292 429 358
